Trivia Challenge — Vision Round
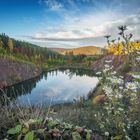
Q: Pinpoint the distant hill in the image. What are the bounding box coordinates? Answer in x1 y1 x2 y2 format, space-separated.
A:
48 46 102 55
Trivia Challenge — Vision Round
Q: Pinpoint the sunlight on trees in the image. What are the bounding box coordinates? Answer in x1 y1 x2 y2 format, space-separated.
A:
105 26 140 55
8 38 13 53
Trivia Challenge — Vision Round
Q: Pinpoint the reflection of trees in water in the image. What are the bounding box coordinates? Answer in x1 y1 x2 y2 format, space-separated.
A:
59 68 95 79
0 73 44 104
0 68 95 105
48 68 95 79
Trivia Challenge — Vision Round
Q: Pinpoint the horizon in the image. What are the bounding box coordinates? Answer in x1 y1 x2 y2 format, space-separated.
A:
0 0 140 48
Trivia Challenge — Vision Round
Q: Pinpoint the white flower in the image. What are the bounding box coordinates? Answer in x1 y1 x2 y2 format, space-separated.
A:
103 66 113 72
119 76 123 79
115 94 123 98
111 71 117 75
136 51 140 55
108 77 123 85
98 77 103 80
105 60 112 63
136 56 140 62
134 120 138 124
119 86 123 90
118 108 124 111
132 74 140 79
104 64 110 68
96 71 101 75
105 132 109 136
103 86 113 95
125 82 139 92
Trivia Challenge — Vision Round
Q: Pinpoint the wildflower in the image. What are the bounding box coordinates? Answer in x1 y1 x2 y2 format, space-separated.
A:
119 76 123 79
136 51 140 55
136 56 140 62
134 120 138 124
49 117 53 121
108 77 123 85
98 77 103 80
96 71 101 75
125 82 139 92
103 86 113 95
105 60 112 63
118 107 124 111
104 64 110 68
103 68 110 72
103 66 113 72
119 86 123 90
115 94 123 98
111 71 117 75
132 74 140 79
105 132 109 136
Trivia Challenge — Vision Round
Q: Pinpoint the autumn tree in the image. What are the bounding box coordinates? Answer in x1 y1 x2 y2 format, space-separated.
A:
118 25 133 53
8 38 13 52
0 40 3 48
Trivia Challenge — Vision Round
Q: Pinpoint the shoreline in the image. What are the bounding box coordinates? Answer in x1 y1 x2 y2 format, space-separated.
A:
1 65 95 89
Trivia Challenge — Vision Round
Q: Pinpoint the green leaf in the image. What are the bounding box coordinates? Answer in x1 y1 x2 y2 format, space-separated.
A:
64 123 73 129
24 131 34 140
72 132 81 140
113 135 122 140
22 127 29 134
36 129 44 134
48 120 58 128
7 124 22 134
86 129 92 140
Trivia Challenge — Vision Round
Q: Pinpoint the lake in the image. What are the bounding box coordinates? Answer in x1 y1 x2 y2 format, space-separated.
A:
0 68 99 106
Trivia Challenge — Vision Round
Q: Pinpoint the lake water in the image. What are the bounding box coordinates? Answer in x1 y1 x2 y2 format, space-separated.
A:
0 69 98 106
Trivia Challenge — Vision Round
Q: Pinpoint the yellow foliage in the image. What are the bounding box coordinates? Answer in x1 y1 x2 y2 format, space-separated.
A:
8 38 13 52
107 41 140 55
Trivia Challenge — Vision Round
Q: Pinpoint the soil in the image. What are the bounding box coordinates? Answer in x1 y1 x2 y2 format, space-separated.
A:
0 56 41 88
91 54 129 72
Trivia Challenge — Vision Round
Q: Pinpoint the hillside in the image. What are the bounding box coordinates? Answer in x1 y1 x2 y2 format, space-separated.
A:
0 34 62 64
48 46 102 55
0 56 41 88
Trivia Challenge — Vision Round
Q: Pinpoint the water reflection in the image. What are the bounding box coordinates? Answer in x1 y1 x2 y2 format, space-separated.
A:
0 69 98 106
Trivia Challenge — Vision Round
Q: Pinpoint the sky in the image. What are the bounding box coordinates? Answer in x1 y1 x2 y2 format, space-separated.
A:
0 0 140 48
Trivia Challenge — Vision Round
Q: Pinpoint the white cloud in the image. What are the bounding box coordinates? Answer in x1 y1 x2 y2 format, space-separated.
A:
27 0 140 48
34 32 46 38
28 12 140 48
44 0 63 11
34 12 140 39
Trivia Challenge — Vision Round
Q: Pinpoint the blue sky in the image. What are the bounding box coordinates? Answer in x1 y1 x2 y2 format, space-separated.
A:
0 0 140 48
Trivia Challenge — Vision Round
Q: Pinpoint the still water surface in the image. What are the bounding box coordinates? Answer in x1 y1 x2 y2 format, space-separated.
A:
1 69 98 106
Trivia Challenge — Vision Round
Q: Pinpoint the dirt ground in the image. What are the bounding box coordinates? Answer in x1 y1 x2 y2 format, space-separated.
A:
0 57 41 88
